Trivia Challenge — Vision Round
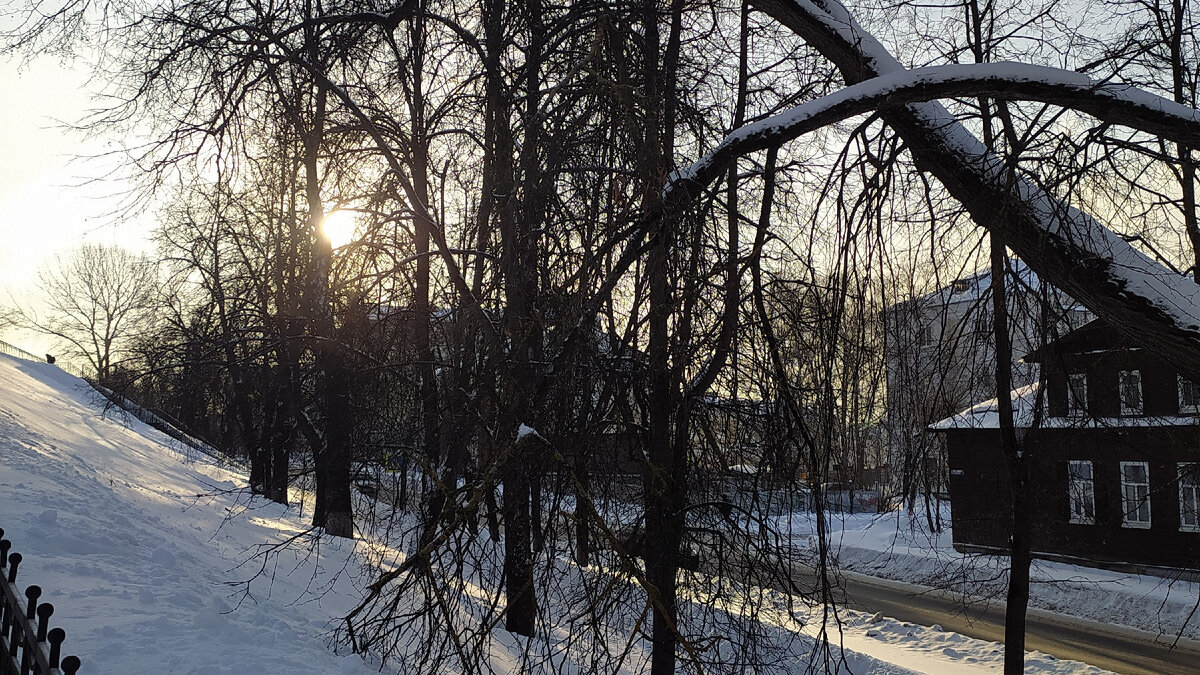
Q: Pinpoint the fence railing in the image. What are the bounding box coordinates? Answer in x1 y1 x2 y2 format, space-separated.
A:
88 384 249 473
0 338 247 472
0 340 92 381
0 341 46 366
0 530 81 675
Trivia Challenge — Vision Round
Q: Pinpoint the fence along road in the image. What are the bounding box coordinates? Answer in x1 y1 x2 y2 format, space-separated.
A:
0 338 247 473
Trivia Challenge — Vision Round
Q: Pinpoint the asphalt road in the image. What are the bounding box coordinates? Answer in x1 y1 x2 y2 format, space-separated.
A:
820 569 1200 675
358 487 1198 673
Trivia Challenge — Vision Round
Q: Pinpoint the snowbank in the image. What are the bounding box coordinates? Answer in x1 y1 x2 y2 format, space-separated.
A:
778 506 1200 643
0 354 373 675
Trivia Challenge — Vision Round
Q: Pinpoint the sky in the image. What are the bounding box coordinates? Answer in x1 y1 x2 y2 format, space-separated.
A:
0 53 155 353
0 46 367 361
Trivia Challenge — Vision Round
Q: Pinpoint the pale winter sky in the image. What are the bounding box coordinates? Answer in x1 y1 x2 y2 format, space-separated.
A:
0 53 155 353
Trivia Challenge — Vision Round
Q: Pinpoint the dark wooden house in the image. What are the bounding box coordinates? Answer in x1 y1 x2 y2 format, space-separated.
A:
933 319 1200 572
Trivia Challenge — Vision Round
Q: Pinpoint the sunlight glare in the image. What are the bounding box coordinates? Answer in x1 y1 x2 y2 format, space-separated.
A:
321 209 359 248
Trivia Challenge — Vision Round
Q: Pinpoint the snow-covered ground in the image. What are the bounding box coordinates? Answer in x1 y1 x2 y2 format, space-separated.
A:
0 351 1114 673
0 354 374 675
777 507 1200 643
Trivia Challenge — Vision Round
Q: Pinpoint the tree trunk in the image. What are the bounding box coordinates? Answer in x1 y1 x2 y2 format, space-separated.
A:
319 345 355 538
640 0 686 669
989 239 1029 672
301 6 352 538
494 0 541 637
267 387 291 505
410 5 447 550
573 445 591 567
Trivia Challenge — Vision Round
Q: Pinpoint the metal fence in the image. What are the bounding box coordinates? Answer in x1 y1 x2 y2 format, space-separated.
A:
0 341 46 365
88 384 249 473
0 530 81 675
0 341 93 380
0 338 247 472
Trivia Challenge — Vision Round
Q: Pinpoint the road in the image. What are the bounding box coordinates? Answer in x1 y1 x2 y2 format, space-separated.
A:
358 487 1199 673
818 568 1200 675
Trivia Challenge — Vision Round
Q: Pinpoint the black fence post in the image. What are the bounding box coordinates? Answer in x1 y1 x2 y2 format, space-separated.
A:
0 532 81 675
46 629 63 670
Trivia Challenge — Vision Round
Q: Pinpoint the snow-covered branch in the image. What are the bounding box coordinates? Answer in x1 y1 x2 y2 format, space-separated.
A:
747 0 1200 376
671 62 1200 194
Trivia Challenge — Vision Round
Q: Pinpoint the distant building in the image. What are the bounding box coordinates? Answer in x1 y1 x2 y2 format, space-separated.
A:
884 259 1089 503
934 318 1200 573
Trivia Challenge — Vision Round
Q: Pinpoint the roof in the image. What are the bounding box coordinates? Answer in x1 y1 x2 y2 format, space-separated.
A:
929 383 1041 430
901 258 1040 309
1021 317 1139 362
930 382 1200 430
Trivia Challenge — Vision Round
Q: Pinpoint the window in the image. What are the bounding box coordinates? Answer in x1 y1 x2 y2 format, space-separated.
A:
1067 460 1095 525
1119 370 1143 416
1120 461 1152 528
1180 464 1200 532
1067 372 1088 417
973 311 991 338
914 321 934 347
1180 375 1200 414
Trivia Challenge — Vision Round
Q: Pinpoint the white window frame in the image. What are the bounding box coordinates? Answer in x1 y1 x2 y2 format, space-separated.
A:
1180 463 1200 533
917 323 934 347
1067 460 1095 525
973 311 991 338
1119 370 1143 416
1179 375 1200 415
1120 461 1152 529
1067 372 1088 418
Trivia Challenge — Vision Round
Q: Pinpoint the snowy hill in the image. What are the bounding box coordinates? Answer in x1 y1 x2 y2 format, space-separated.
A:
0 352 1116 674
0 353 372 675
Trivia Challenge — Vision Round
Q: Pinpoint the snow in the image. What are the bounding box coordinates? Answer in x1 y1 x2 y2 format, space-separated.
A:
672 61 1200 190
776 506 1200 646
0 351 1123 673
0 354 374 675
516 422 540 442
929 381 1200 429
728 463 761 475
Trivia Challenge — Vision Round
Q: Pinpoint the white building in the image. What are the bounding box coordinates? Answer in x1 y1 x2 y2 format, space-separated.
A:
883 258 1090 504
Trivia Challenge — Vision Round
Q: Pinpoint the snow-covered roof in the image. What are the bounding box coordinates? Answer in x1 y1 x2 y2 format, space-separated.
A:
899 258 1074 311
929 383 1040 429
929 382 1200 430
727 463 760 475
699 395 776 415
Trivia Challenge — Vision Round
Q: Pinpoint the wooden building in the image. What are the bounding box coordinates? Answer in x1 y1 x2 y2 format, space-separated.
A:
884 259 1089 503
933 319 1200 572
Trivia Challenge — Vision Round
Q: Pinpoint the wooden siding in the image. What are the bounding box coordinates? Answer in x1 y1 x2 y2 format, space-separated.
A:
1043 352 1180 418
947 426 1200 568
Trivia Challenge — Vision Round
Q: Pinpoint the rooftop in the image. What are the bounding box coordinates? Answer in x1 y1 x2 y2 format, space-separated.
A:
929 382 1200 430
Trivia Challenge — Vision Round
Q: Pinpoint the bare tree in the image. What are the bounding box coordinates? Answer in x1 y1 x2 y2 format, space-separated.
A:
0 304 19 334
9 0 1200 672
22 243 157 380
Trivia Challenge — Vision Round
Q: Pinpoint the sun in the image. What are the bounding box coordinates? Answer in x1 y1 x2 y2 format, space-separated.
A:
320 210 359 248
